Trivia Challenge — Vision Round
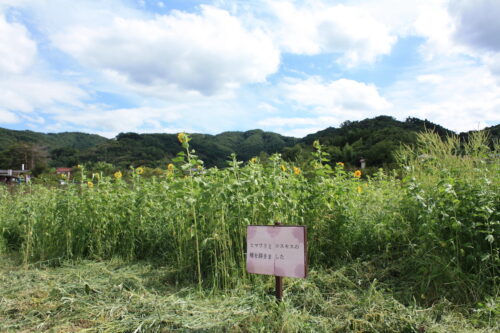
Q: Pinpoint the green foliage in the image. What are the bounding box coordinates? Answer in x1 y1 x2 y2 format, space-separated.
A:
0 142 49 175
2 117 499 171
294 116 457 169
0 131 498 308
396 131 500 302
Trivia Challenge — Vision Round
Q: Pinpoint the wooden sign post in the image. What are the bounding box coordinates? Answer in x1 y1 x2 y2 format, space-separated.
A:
246 223 307 302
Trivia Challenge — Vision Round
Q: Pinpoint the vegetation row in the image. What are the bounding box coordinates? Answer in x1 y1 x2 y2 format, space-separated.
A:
0 131 498 306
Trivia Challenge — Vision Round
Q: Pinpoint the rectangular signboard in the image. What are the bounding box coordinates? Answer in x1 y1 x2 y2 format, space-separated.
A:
246 225 307 278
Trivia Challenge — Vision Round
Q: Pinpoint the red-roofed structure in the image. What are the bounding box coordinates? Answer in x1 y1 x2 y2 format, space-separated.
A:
56 167 72 179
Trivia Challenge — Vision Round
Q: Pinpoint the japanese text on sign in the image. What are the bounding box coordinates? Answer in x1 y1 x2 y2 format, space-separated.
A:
246 225 307 278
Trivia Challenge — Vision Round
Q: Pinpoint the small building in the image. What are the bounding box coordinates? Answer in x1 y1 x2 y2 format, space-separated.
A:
0 169 31 184
56 167 72 179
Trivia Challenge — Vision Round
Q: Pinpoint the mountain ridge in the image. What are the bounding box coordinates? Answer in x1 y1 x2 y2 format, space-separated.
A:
0 116 498 170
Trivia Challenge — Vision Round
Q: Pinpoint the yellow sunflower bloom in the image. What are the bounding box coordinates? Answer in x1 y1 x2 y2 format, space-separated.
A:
114 171 122 179
136 167 144 175
87 181 94 188
250 157 257 164
293 167 301 175
177 132 186 144
354 170 362 178
167 163 174 171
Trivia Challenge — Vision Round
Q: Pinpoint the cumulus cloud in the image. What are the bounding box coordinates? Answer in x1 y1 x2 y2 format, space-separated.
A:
267 1 396 66
282 77 391 116
52 5 280 95
0 12 89 128
0 14 36 74
257 116 339 137
450 0 500 52
253 77 392 137
0 76 87 114
52 106 181 134
416 74 444 84
387 63 500 132
0 110 19 124
1 0 498 137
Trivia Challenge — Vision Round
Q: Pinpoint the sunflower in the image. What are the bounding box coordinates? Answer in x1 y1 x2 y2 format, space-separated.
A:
353 170 362 178
87 181 94 188
167 163 174 171
293 167 301 175
114 171 122 179
136 167 144 175
177 132 186 144
250 157 258 164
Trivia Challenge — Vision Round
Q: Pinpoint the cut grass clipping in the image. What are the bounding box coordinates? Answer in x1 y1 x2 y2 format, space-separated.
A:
1 255 497 332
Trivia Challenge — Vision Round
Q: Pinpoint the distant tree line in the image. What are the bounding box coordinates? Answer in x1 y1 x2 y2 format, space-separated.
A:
0 116 498 174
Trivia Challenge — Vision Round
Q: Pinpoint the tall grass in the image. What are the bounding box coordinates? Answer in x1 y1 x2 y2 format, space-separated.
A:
0 131 498 303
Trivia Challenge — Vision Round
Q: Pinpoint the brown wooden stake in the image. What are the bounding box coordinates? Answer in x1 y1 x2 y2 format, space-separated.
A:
275 275 283 302
274 222 283 302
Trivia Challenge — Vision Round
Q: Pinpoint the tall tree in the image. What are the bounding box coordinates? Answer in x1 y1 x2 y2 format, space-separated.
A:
0 142 49 172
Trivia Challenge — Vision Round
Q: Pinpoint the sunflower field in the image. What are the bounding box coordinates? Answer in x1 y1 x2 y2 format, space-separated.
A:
0 131 498 331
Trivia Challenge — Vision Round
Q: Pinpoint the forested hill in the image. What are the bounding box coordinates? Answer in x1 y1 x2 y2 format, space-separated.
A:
0 116 498 171
0 128 297 169
79 130 298 168
285 116 457 167
0 128 108 150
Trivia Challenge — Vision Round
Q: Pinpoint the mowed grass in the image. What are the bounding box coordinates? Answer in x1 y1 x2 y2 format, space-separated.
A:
1 254 497 333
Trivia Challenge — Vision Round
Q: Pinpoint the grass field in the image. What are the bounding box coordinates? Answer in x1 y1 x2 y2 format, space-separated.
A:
0 131 498 332
1 255 497 332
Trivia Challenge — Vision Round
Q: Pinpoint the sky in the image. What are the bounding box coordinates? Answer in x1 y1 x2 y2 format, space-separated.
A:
0 0 499 138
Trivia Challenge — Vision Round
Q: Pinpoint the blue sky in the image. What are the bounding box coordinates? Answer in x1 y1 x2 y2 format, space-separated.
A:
0 0 499 138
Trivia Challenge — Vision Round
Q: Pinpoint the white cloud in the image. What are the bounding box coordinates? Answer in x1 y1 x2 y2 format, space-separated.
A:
273 127 324 138
387 63 500 132
257 115 340 137
258 116 336 128
267 1 396 66
282 77 391 116
252 77 392 137
257 102 278 113
0 110 19 124
416 74 444 84
0 14 36 74
0 75 87 114
0 12 89 127
1 0 497 138
52 106 181 134
52 5 280 95
483 53 500 78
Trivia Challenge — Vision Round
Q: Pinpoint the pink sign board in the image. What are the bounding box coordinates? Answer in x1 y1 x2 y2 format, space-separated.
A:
246 225 307 278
